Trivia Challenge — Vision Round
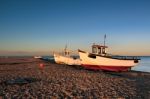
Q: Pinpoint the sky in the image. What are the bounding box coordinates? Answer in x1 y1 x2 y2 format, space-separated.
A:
0 0 150 56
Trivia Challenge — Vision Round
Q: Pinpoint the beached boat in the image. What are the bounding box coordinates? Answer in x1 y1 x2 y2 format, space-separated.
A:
78 45 140 72
78 36 140 72
54 53 81 65
34 56 42 59
54 46 81 65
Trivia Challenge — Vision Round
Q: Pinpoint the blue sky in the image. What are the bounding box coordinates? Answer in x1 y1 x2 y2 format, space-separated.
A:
0 0 150 56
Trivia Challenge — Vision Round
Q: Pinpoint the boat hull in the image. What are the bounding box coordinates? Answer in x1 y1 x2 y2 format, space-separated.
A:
78 50 138 72
34 56 42 59
82 64 131 72
54 53 81 65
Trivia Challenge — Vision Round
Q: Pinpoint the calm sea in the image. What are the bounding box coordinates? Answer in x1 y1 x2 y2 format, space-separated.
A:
132 56 150 72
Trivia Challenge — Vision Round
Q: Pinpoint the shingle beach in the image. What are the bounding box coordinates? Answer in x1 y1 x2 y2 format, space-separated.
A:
0 57 150 99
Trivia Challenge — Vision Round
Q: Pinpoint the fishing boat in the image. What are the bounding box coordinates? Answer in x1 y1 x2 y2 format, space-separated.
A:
78 35 140 72
34 56 42 59
54 46 81 65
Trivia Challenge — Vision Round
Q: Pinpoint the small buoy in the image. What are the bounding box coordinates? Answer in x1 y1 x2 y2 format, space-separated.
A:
39 63 44 69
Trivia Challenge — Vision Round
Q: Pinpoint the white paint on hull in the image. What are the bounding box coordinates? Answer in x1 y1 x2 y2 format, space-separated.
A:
79 51 138 67
54 53 81 65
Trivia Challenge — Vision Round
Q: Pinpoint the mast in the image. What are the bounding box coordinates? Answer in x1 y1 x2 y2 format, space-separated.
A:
103 34 107 55
64 44 67 55
104 34 106 47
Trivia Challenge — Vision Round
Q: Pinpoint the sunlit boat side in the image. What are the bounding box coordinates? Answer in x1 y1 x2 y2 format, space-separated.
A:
78 44 140 72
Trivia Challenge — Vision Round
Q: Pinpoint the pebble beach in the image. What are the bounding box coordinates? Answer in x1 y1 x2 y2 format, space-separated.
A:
0 57 150 99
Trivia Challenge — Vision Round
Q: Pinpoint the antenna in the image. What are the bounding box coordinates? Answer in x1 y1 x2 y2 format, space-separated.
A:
64 44 67 55
104 34 106 46
64 44 67 51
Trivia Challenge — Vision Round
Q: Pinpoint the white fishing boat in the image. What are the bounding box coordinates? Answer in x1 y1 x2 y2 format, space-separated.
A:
54 46 81 65
34 56 42 59
78 35 140 72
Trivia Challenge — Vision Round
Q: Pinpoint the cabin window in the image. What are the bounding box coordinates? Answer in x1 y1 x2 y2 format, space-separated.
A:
98 48 101 54
92 47 97 53
102 48 106 54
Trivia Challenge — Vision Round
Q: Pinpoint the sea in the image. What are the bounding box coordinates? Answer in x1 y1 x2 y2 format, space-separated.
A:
132 56 150 72
43 56 150 73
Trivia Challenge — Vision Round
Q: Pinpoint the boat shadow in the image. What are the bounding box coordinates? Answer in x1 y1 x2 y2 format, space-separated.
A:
104 70 150 79
40 58 56 64
1 77 41 86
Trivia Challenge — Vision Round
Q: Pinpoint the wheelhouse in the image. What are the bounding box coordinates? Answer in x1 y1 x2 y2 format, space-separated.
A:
92 44 108 56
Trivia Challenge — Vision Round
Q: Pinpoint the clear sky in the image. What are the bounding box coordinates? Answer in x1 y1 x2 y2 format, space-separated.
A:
0 0 150 56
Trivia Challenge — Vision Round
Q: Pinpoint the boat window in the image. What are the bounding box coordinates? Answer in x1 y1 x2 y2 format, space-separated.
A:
92 47 97 53
98 48 101 54
102 48 106 54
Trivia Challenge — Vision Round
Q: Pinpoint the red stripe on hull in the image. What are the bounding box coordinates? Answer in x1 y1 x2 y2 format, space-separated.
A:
82 64 131 72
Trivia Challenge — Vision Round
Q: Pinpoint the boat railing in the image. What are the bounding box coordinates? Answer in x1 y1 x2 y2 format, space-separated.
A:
111 55 141 60
93 53 140 60
78 49 86 53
